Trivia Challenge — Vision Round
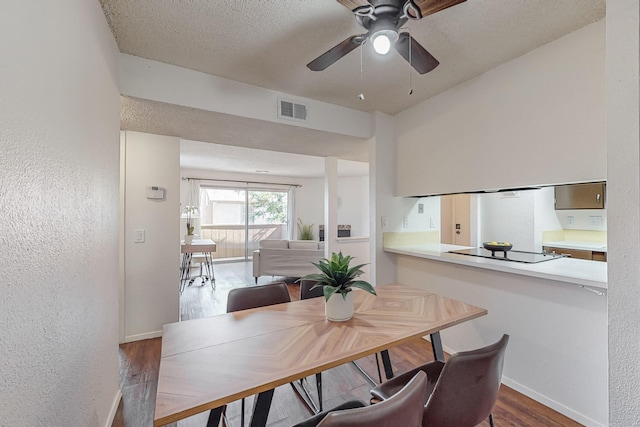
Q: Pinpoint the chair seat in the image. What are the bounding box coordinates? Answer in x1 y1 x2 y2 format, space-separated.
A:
294 371 428 427
370 360 444 403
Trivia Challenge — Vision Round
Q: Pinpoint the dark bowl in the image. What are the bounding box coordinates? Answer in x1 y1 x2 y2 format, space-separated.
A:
483 242 513 252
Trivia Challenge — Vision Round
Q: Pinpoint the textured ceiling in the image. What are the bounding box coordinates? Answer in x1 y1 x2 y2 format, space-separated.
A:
101 0 605 176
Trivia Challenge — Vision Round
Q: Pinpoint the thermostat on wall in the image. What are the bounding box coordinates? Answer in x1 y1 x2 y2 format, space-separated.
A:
146 186 165 199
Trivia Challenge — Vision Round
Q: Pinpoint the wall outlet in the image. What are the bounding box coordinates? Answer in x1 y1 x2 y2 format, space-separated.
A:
430 217 435 228
381 216 388 229
403 216 409 228
567 216 574 225
418 203 424 214
589 216 603 226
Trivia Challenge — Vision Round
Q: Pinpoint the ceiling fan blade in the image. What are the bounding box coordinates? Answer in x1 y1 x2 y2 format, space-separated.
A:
336 0 372 11
307 35 364 71
411 0 466 18
394 32 439 74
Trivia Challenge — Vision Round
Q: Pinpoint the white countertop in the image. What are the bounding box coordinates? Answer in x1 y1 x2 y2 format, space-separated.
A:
543 240 607 252
384 243 607 291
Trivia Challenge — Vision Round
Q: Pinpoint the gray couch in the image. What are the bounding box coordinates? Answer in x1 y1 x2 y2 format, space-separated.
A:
252 239 324 283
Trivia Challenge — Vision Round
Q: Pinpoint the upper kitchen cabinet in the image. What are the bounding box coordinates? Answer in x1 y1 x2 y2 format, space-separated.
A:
555 182 606 210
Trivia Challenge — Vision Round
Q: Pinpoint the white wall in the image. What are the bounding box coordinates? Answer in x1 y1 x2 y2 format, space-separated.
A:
479 191 536 251
370 112 415 286
123 131 180 341
395 20 606 196
533 187 564 249
119 54 371 140
338 175 369 237
397 255 608 426
0 1 121 426
606 0 640 424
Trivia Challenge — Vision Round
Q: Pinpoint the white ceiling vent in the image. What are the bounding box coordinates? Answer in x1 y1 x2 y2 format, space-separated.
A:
278 99 308 122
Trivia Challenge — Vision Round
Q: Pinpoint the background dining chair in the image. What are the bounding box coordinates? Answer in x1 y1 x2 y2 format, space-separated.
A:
224 282 292 427
370 334 509 427
226 281 291 312
293 370 428 427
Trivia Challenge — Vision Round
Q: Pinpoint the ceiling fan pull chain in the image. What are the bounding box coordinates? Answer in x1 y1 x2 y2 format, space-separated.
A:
408 32 413 95
358 41 365 100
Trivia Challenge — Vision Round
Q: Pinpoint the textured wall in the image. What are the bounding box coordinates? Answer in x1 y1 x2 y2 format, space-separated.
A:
0 1 121 426
606 0 640 425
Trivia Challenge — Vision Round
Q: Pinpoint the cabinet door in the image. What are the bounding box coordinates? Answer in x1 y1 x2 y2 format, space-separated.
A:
543 246 593 260
554 182 605 209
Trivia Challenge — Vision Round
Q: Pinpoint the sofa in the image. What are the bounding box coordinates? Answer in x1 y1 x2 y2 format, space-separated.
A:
252 239 324 283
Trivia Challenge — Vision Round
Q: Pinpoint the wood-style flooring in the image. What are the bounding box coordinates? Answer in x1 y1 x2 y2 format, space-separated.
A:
112 261 583 427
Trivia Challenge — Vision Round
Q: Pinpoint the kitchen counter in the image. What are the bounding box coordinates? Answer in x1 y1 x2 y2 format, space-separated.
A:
384 243 607 291
543 240 607 252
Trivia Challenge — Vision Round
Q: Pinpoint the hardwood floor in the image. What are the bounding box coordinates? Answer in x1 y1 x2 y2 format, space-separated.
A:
113 261 582 427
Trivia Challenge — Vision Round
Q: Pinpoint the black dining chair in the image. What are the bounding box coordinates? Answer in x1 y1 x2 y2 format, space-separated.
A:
293 371 428 427
370 334 509 427
223 282 292 427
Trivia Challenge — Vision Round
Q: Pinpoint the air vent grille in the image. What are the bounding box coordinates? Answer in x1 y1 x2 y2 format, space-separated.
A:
278 99 308 122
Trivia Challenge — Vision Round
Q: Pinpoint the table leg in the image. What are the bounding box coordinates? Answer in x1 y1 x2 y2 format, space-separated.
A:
206 406 223 427
248 389 274 427
430 331 445 362
179 253 192 294
380 350 394 379
205 251 215 288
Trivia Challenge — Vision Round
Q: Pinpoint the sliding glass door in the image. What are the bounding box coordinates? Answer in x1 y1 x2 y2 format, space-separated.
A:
199 186 289 261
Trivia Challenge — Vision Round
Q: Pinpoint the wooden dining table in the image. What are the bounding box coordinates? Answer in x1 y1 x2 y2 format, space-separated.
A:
153 283 487 427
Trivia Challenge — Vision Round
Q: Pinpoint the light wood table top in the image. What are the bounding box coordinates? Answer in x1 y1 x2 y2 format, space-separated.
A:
153 283 487 426
181 238 217 254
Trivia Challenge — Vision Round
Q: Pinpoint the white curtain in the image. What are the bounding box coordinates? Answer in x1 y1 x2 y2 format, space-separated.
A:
186 179 200 235
288 186 296 240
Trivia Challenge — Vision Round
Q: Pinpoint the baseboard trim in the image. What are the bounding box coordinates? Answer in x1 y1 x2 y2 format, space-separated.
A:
105 389 122 427
421 336 606 427
123 330 162 343
501 377 605 427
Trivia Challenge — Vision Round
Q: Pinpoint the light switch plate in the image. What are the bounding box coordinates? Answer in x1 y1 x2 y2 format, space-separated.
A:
134 229 145 243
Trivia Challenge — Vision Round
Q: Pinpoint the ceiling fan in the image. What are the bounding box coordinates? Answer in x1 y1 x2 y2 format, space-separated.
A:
307 0 465 74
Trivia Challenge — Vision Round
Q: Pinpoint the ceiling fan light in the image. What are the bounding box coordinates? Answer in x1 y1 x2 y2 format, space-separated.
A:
371 29 397 55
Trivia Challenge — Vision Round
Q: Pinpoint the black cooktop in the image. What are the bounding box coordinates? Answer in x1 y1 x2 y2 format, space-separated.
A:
448 248 564 264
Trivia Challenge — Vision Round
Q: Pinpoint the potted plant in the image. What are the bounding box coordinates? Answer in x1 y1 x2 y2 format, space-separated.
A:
297 218 315 240
299 252 376 321
182 205 198 244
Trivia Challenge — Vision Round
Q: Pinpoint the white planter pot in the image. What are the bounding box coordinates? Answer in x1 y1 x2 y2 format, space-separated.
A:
184 235 194 244
325 291 354 322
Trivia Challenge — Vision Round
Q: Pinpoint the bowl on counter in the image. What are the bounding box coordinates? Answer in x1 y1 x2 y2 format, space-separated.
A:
483 241 513 252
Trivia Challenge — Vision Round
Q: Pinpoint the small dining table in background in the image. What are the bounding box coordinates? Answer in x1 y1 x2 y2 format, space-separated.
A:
180 238 217 293
154 282 487 426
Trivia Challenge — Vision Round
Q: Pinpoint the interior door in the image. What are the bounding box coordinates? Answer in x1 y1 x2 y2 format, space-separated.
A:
440 194 471 246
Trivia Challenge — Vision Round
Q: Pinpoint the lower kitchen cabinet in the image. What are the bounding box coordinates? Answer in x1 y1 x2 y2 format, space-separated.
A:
543 245 607 262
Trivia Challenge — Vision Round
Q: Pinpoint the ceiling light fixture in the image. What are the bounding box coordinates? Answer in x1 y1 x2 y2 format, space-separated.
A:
369 17 399 55
371 29 398 55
